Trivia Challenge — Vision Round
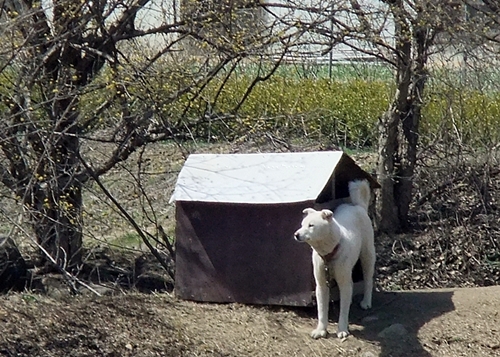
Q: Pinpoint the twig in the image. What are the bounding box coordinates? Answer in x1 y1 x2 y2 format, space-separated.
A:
415 175 462 207
157 224 175 263
78 153 174 281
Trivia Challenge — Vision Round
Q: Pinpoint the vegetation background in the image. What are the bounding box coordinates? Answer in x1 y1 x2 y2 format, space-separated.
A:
0 0 499 345
0 0 499 294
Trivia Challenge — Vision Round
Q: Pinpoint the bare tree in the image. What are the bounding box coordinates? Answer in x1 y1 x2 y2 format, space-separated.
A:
0 0 302 271
3 0 495 277
367 0 498 231
285 0 469 232
373 0 439 232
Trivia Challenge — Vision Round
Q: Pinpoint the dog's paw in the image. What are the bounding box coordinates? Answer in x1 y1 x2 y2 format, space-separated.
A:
336 330 349 339
311 328 328 339
360 299 372 310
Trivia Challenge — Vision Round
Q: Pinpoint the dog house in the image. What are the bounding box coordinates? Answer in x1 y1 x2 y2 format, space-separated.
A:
170 151 379 306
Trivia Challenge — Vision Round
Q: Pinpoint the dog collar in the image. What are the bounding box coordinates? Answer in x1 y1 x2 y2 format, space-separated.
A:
321 244 340 263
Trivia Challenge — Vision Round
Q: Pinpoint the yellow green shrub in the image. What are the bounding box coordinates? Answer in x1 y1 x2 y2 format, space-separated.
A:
184 75 392 146
73 63 500 149
422 86 500 147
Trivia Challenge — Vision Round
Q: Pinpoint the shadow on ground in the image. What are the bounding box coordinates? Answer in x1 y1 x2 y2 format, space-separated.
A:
345 290 455 356
280 288 455 356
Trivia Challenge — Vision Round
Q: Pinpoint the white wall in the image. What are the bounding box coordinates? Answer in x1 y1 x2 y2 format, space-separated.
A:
131 0 395 61
261 0 394 62
39 0 395 61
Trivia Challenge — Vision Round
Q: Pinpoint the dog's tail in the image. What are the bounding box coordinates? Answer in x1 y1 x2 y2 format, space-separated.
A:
349 179 371 211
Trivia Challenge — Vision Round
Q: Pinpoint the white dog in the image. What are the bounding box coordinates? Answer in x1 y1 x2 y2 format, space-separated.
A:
294 180 375 339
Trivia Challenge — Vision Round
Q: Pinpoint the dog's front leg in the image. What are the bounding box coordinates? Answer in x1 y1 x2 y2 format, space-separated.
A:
335 273 353 339
311 256 329 339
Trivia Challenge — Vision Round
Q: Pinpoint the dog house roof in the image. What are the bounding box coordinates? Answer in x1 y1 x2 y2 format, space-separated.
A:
170 151 349 204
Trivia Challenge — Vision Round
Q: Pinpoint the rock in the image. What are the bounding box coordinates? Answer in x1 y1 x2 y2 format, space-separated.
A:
0 236 28 292
362 315 379 323
377 323 408 339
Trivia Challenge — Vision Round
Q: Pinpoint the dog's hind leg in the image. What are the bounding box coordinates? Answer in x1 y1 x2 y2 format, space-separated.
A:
359 244 375 310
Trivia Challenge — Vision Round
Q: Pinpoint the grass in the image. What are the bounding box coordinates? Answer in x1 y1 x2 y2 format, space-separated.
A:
3 60 500 258
113 232 142 249
237 62 394 81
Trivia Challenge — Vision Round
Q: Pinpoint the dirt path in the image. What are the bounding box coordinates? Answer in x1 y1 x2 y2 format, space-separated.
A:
1 286 500 356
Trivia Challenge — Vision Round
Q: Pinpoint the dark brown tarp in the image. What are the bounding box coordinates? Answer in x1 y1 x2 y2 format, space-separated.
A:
175 201 315 305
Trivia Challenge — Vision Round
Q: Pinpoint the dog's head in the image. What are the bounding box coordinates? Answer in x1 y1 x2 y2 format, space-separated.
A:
294 208 333 243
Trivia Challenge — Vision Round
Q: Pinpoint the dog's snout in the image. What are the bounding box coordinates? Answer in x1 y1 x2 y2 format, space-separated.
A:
294 231 303 242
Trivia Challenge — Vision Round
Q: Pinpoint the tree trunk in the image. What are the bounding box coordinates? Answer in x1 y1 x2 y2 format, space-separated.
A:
30 95 83 270
394 71 426 228
31 164 83 270
376 13 412 232
377 75 427 232
395 26 429 228
376 19 429 233
23 0 109 269
377 105 401 232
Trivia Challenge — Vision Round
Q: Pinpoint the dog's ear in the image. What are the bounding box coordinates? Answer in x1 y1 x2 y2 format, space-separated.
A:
302 208 316 217
321 209 333 220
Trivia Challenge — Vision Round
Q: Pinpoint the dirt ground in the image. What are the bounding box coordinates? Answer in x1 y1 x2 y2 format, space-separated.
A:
1 143 499 357
1 284 500 357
